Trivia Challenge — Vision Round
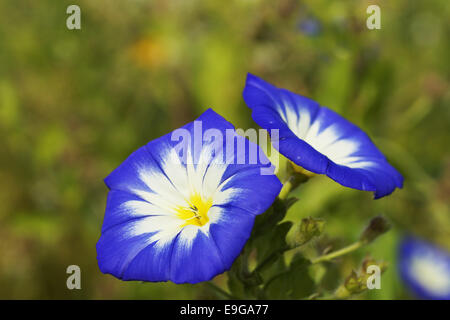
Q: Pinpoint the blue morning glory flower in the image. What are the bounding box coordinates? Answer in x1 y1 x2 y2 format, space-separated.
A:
96 109 282 284
398 237 450 300
242 73 403 199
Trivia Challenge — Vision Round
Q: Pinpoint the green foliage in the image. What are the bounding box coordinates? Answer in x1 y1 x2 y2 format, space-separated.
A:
263 253 315 299
0 0 448 299
223 193 396 300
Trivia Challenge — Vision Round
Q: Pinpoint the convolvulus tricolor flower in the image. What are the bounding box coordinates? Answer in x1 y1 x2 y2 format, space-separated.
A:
399 237 450 300
243 73 403 198
97 109 281 284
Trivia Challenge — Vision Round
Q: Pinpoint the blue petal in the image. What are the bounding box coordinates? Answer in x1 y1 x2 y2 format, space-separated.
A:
121 237 176 282
243 73 403 198
218 166 282 215
96 220 159 279
168 228 225 284
209 207 256 268
398 237 450 300
120 227 227 284
101 190 151 233
104 146 158 194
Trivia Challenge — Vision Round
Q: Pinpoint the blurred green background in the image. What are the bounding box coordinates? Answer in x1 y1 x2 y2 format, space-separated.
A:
0 0 448 299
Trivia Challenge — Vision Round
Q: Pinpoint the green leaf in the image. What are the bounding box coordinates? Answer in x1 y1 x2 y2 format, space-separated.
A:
252 198 291 238
263 253 315 299
226 255 246 299
253 221 293 276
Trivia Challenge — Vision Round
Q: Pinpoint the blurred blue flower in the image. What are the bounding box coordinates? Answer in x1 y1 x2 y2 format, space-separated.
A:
96 109 281 284
297 17 321 36
243 73 403 198
398 237 450 300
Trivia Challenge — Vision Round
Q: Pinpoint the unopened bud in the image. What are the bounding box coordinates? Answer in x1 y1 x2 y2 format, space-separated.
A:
338 258 388 297
344 270 365 294
360 216 390 244
293 217 325 246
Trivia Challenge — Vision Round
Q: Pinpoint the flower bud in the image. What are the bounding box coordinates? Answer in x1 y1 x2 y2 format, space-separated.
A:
360 216 390 244
292 217 325 246
344 270 365 294
336 258 388 298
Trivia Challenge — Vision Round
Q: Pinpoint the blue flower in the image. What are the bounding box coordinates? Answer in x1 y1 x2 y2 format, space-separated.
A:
96 109 282 284
297 17 321 37
398 237 450 300
243 73 403 199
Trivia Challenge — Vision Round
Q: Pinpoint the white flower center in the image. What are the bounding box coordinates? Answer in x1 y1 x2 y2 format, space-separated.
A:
410 254 450 295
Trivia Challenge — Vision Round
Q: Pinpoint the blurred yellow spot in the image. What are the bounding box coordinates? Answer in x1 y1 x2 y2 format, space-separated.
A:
129 37 167 69
176 193 212 227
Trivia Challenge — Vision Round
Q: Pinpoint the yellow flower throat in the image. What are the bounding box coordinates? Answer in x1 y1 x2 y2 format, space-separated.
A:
176 193 212 227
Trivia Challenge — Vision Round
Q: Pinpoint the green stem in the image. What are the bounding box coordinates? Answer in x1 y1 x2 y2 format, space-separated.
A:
278 173 309 200
278 178 294 200
311 241 364 264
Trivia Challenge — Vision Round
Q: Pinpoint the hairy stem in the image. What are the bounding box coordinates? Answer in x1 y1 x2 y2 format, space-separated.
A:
311 241 364 264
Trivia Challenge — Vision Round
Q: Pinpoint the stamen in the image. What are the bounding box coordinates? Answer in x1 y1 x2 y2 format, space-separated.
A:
176 194 212 227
